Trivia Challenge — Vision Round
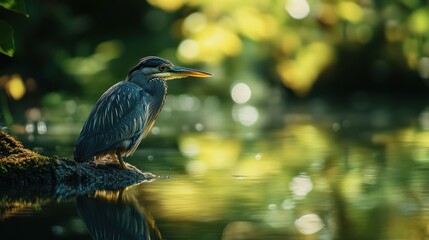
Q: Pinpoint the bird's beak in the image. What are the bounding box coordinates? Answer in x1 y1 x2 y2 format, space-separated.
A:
167 66 213 80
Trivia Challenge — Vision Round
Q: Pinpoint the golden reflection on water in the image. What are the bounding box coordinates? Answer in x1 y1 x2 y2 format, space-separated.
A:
129 121 429 239
3 120 429 239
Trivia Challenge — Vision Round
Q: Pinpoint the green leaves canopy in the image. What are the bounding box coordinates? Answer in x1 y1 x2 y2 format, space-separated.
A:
0 0 28 57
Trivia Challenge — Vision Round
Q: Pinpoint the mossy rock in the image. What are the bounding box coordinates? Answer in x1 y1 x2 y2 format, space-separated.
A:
0 131 155 199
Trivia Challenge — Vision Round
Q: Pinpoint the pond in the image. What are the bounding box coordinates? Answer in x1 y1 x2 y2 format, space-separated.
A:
1 100 429 240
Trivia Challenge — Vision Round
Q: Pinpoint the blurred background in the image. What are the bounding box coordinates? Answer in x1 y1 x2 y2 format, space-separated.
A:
1 0 429 136
2 1 429 240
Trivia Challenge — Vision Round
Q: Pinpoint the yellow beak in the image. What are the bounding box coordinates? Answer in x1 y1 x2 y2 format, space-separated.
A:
167 66 213 79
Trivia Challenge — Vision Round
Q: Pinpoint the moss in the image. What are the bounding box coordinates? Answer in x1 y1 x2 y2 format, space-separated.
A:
0 131 154 199
0 131 27 157
0 131 54 181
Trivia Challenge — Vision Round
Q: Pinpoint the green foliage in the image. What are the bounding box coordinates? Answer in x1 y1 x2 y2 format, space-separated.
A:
0 20 14 56
0 0 28 57
0 0 28 16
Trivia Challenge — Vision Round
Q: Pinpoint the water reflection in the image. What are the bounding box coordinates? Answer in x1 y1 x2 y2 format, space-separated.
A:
76 187 162 240
4 105 429 239
295 213 324 235
289 173 313 199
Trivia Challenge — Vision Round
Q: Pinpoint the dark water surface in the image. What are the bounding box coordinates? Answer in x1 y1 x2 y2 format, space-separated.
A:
2 106 429 240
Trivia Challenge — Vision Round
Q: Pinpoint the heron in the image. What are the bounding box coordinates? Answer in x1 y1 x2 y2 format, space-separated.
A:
74 56 212 168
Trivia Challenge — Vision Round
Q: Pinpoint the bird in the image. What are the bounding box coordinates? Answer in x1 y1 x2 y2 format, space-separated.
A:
74 56 212 168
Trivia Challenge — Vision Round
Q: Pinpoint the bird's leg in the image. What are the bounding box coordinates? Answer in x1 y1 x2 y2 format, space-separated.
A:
107 151 126 169
115 150 127 169
108 152 116 162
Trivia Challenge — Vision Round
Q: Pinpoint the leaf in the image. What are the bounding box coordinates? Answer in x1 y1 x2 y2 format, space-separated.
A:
0 0 28 17
0 20 14 57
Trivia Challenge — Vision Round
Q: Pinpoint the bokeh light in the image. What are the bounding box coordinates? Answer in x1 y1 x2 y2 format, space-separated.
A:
231 82 251 104
289 173 313 199
418 57 429 79
337 1 363 23
295 214 324 235
5 75 25 100
147 0 185 12
232 105 259 126
178 39 200 60
408 8 429 34
277 42 334 95
285 0 311 20
183 12 207 34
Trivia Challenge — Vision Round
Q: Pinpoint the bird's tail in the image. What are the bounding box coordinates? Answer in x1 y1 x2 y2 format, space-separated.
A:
74 137 94 163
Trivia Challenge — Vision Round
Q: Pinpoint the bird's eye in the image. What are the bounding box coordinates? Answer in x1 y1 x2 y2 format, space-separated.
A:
158 65 167 71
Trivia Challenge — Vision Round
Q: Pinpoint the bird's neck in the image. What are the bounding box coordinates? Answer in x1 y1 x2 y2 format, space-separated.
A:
127 71 168 103
144 79 168 118
146 78 168 99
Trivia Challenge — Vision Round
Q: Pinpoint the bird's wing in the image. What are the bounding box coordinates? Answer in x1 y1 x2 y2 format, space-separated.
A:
75 81 154 161
81 82 140 136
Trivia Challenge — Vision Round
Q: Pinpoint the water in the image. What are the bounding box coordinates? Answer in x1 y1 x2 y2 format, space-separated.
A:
2 107 429 240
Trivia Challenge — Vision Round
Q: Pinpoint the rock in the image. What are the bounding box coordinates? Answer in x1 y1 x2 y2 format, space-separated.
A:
0 131 155 199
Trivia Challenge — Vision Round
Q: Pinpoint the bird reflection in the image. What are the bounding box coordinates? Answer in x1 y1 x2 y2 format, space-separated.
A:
76 188 162 240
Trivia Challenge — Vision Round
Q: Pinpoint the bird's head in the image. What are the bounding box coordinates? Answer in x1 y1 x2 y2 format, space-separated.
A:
127 56 212 81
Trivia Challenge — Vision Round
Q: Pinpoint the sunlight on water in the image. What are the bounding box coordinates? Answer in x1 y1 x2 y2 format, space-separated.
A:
4 110 429 240
295 213 324 235
231 105 259 126
290 173 313 199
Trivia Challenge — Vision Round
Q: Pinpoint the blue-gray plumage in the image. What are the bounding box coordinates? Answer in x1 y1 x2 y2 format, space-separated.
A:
74 56 212 168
